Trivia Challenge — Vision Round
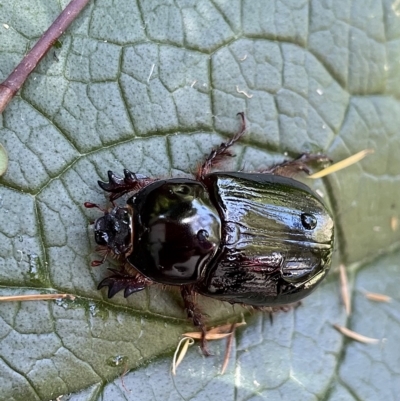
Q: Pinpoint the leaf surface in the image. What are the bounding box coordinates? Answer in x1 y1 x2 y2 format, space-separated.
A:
0 1 399 400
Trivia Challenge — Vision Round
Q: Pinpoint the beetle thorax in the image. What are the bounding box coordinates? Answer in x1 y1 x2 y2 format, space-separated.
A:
126 179 222 285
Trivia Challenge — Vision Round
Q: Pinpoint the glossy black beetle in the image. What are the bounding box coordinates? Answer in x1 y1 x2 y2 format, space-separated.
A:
85 113 334 353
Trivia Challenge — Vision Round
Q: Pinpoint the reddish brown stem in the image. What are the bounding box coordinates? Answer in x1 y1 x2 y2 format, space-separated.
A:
0 0 91 114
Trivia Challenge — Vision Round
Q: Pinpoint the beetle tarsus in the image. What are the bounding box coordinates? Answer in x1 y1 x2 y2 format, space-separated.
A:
98 170 153 201
98 268 152 298
264 153 331 177
253 302 302 324
197 112 246 181
181 286 211 356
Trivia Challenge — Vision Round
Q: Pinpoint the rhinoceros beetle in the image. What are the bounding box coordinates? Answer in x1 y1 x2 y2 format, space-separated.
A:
85 113 334 354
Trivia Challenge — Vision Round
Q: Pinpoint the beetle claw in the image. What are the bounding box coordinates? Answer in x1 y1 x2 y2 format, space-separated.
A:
97 269 151 298
124 285 146 297
96 169 154 201
97 277 127 298
98 171 124 192
123 169 137 183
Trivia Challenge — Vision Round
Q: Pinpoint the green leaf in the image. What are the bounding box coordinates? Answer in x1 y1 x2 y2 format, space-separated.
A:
0 1 399 400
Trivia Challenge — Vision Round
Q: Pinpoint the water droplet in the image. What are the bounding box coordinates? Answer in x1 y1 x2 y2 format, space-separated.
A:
88 302 108 319
16 250 23 263
18 235 23 242
89 302 98 316
316 88 323 95
106 355 128 367
54 296 79 310
28 253 39 276
55 298 71 309
301 213 317 230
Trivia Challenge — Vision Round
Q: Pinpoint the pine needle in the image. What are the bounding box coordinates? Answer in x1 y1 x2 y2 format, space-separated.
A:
309 149 374 179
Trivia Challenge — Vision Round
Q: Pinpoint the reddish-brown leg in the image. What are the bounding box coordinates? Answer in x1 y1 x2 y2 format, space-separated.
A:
197 112 247 181
262 153 331 177
197 113 329 180
180 286 210 355
98 169 156 201
98 268 153 298
253 302 301 324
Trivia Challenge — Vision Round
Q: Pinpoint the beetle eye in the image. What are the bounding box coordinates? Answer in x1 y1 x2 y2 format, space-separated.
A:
175 185 191 195
95 230 108 246
301 213 317 230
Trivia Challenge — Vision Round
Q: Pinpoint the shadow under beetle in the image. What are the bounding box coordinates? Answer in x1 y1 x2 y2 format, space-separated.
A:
85 113 334 354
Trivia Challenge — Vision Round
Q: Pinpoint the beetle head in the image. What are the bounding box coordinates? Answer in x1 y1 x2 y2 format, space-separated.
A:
94 206 132 255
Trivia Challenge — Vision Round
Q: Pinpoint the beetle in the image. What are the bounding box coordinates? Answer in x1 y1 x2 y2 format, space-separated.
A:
85 113 334 353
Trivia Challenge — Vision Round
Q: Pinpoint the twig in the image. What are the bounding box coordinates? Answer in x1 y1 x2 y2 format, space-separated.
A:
0 0 91 114
0 294 75 302
364 292 392 303
147 63 155 83
391 216 398 232
172 337 194 375
333 324 380 344
172 320 246 375
309 149 374 179
220 323 236 375
236 85 253 98
120 361 131 393
339 264 351 316
183 321 246 340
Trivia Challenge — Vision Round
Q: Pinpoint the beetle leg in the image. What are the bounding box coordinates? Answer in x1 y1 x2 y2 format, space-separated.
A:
252 302 302 322
262 153 331 177
197 112 246 181
98 169 155 201
98 268 153 298
84 202 107 213
91 248 110 267
180 286 210 356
